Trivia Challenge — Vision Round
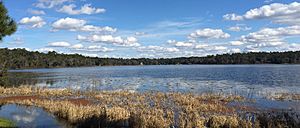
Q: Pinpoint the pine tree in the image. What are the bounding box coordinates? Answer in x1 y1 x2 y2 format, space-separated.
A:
0 1 17 41
0 1 16 77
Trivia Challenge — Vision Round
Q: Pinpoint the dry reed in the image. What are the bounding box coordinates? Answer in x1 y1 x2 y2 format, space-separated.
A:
1 86 293 127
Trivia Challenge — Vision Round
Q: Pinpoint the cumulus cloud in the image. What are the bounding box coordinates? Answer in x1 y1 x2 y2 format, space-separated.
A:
195 44 209 49
189 28 230 39
228 25 251 32
77 35 140 47
70 44 84 49
135 32 147 36
19 16 46 28
48 41 71 47
168 40 194 47
223 2 300 25
230 48 242 53
58 4 105 15
193 43 230 53
80 25 117 33
174 41 193 47
52 17 116 33
52 17 86 31
138 45 179 53
27 9 46 15
223 13 243 21
34 0 73 9
35 48 55 53
69 44 113 52
287 43 300 51
86 45 114 52
230 41 244 46
240 25 300 48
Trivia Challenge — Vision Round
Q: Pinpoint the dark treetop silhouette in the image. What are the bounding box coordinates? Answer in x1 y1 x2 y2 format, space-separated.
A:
1 48 300 69
0 1 17 76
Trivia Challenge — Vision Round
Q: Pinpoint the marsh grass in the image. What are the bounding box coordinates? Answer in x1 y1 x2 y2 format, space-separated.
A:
269 93 300 101
0 118 15 127
0 86 298 127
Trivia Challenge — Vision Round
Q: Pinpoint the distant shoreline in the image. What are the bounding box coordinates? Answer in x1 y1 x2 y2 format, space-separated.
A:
7 64 300 71
2 48 300 70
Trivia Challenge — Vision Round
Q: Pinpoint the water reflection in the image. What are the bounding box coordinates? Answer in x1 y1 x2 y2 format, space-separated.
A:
0 104 67 127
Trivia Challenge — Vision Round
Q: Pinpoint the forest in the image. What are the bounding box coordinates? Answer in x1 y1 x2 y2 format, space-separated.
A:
1 48 300 69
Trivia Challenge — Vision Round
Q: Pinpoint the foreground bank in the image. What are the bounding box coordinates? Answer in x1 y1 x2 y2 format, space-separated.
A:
0 86 299 127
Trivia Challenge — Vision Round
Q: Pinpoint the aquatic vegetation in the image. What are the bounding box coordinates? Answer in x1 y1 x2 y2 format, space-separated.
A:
0 118 15 127
0 86 299 127
269 93 300 101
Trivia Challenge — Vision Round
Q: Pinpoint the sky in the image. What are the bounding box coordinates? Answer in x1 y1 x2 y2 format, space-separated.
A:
1 0 300 58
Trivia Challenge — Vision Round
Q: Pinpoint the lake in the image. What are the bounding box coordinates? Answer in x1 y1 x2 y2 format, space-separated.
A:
2 65 300 127
5 65 300 99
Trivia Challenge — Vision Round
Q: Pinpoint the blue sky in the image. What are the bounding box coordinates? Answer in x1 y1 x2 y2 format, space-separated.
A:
1 0 300 58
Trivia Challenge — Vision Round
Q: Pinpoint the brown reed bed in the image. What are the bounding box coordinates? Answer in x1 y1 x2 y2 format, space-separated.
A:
0 86 299 127
268 93 300 101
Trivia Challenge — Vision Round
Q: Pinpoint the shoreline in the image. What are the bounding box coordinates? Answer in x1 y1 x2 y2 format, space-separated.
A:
7 64 300 71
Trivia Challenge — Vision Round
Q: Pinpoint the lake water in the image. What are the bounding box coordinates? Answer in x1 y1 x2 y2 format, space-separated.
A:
5 65 300 99
1 65 300 127
0 104 68 127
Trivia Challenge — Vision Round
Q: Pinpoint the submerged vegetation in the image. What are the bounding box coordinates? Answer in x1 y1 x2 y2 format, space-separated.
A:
0 86 299 127
1 48 300 69
0 118 15 127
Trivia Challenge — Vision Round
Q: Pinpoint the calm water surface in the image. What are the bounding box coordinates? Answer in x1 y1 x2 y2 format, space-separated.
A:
6 65 300 96
0 104 68 127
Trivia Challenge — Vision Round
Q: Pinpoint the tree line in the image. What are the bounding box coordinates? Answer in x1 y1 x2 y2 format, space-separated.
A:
1 48 300 70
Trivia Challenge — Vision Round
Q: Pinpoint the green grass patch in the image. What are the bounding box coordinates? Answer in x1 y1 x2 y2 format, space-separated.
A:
0 118 15 127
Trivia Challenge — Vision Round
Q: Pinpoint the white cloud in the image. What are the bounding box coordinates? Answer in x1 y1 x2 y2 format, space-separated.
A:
77 35 140 47
69 44 113 52
34 0 73 9
138 45 179 53
189 28 230 39
223 13 243 21
52 17 86 31
214 46 227 51
8 47 31 51
230 41 244 46
135 32 146 36
35 48 55 53
195 44 209 49
168 40 194 47
80 25 117 33
19 16 46 28
48 41 71 47
264 0 273 3
52 17 116 33
223 2 300 25
287 43 300 51
58 4 105 15
230 48 241 53
174 41 193 47
228 25 251 32
77 35 87 40
27 9 46 15
241 25 300 48
86 45 114 52
70 44 84 49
